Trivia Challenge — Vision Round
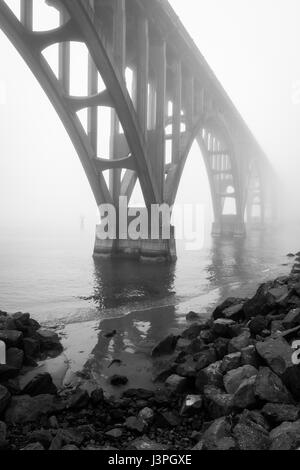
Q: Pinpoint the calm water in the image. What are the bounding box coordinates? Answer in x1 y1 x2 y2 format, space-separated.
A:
0 221 299 391
0 222 298 324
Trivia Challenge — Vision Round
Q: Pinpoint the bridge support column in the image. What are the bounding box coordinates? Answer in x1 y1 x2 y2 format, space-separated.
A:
212 215 246 238
93 213 177 263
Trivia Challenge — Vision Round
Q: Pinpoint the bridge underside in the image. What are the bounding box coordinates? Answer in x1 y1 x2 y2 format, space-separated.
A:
0 0 276 262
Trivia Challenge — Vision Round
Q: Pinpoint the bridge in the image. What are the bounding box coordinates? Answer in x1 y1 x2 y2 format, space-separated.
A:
0 0 276 262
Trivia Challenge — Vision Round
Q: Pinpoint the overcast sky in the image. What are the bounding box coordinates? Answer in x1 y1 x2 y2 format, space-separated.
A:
0 0 300 235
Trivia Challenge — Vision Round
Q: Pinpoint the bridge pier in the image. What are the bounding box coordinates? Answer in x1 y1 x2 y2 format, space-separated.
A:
93 220 177 263
212 215 246 238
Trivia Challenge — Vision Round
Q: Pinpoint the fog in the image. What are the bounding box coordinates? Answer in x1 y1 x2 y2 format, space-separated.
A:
0 0 300 239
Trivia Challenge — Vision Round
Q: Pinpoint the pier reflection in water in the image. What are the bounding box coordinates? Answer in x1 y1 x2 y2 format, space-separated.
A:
61 224 298 393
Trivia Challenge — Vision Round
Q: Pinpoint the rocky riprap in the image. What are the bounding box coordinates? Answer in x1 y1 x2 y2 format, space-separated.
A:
2 255 300 450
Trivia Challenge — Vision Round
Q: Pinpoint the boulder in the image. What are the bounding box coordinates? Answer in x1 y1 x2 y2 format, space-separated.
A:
36 329 62 353
195 347 217 371
233 420 270 450
199 417 232 450
21 442 45 450
22 373 57 397
165 374 187 393
220 352 242 374
5 394 58 423
243 282 288 319
262 403 300 424
241 345 259 367
125 416 147 434
67 389 89 409
0 329 22 347
214 337 229 360
204 386 234 419
249 316 269 336
176 357 197 377
212 297 246 321
110 375 128 387
105 428 123 439
6 348 24 370
212 319 238 339
195 361 223 392
180 395 203 416
0 385 10 414
224 365 258 394
283 308 300 329
222 303 245 322
269 421 300 450
228 331 252 353
186 312 200 321
233 375 257 409
181 323 203 340
23 337 40 359
138 407 154 424
256 336 300 399
151 335 179 357
254 367 293 404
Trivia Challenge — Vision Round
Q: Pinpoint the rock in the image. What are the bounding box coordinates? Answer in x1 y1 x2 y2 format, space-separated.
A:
151 335 179 357
195 361 223 392
128 437 167 451
5 394 58 423
269 421 300 450
212 297 246 321
36 329 62 353
49 415 59 428
199 329 215 344
224 365 258 394
195 347 217 371
200 417 232 450
186 312 200 321
62 445 79 451
220 352 242 374
180 395 203 416
28 429 52 447
105 428 123 439
238 409 270 431
138 407 154 424
222 304 245 322
254 367 293 404
154 363 177 383
22 373 57 397
67 389 89 409
125 416 147 434
21 442 45 450
233 420 270 450
241 345 259 367
243 282 288 319
0 421 7 448
6 348 24 370
0 363 20 380
233 375 257 409
110 375 128 387
283 308 300 329
262 403 300 424
123 389 154 400
176 357 197 377
90 388 104 406
23 338 40 359
212 319 239 339
0 329 22 347
181 323 203 340
185 338 205 355
256 336 300 399
0 385 10 414
156 411 181 428
165 374 187 393
214 337 229 360
204 386 234 419
228 331 252 353
249 316 269 336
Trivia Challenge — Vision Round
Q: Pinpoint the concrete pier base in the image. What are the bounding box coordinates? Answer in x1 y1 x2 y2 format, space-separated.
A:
93 225 177 263
212 215 246 238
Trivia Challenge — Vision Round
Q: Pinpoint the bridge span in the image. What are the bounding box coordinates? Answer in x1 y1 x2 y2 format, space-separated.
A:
0 0 276 261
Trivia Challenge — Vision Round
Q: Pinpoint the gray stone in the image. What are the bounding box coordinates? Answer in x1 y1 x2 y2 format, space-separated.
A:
233 420 270 450
151 335 179 357
228 331 252 353
0 329 22 347
212 319 237 339
200 417 232 450
180 395 203 416
283 308 300 329
241 345 259 367
22 373 57 397
5 394 58 423
233 375 257 409
204 386 234 419
254 367 293 404
224 365 257 394
220 352 242 374
181 323 203 340
21 442 45 450
195 361 223 392
165 374 187 393
36 329 62 352
128 437 167 451
262 403 300 424
105 428 123 439
6 348 24 370
0 385 10 414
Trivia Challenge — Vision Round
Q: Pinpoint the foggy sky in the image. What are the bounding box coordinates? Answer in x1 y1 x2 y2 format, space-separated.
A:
0 0 300 236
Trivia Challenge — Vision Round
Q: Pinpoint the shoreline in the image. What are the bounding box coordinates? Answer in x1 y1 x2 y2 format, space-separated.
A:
1 253 300 449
